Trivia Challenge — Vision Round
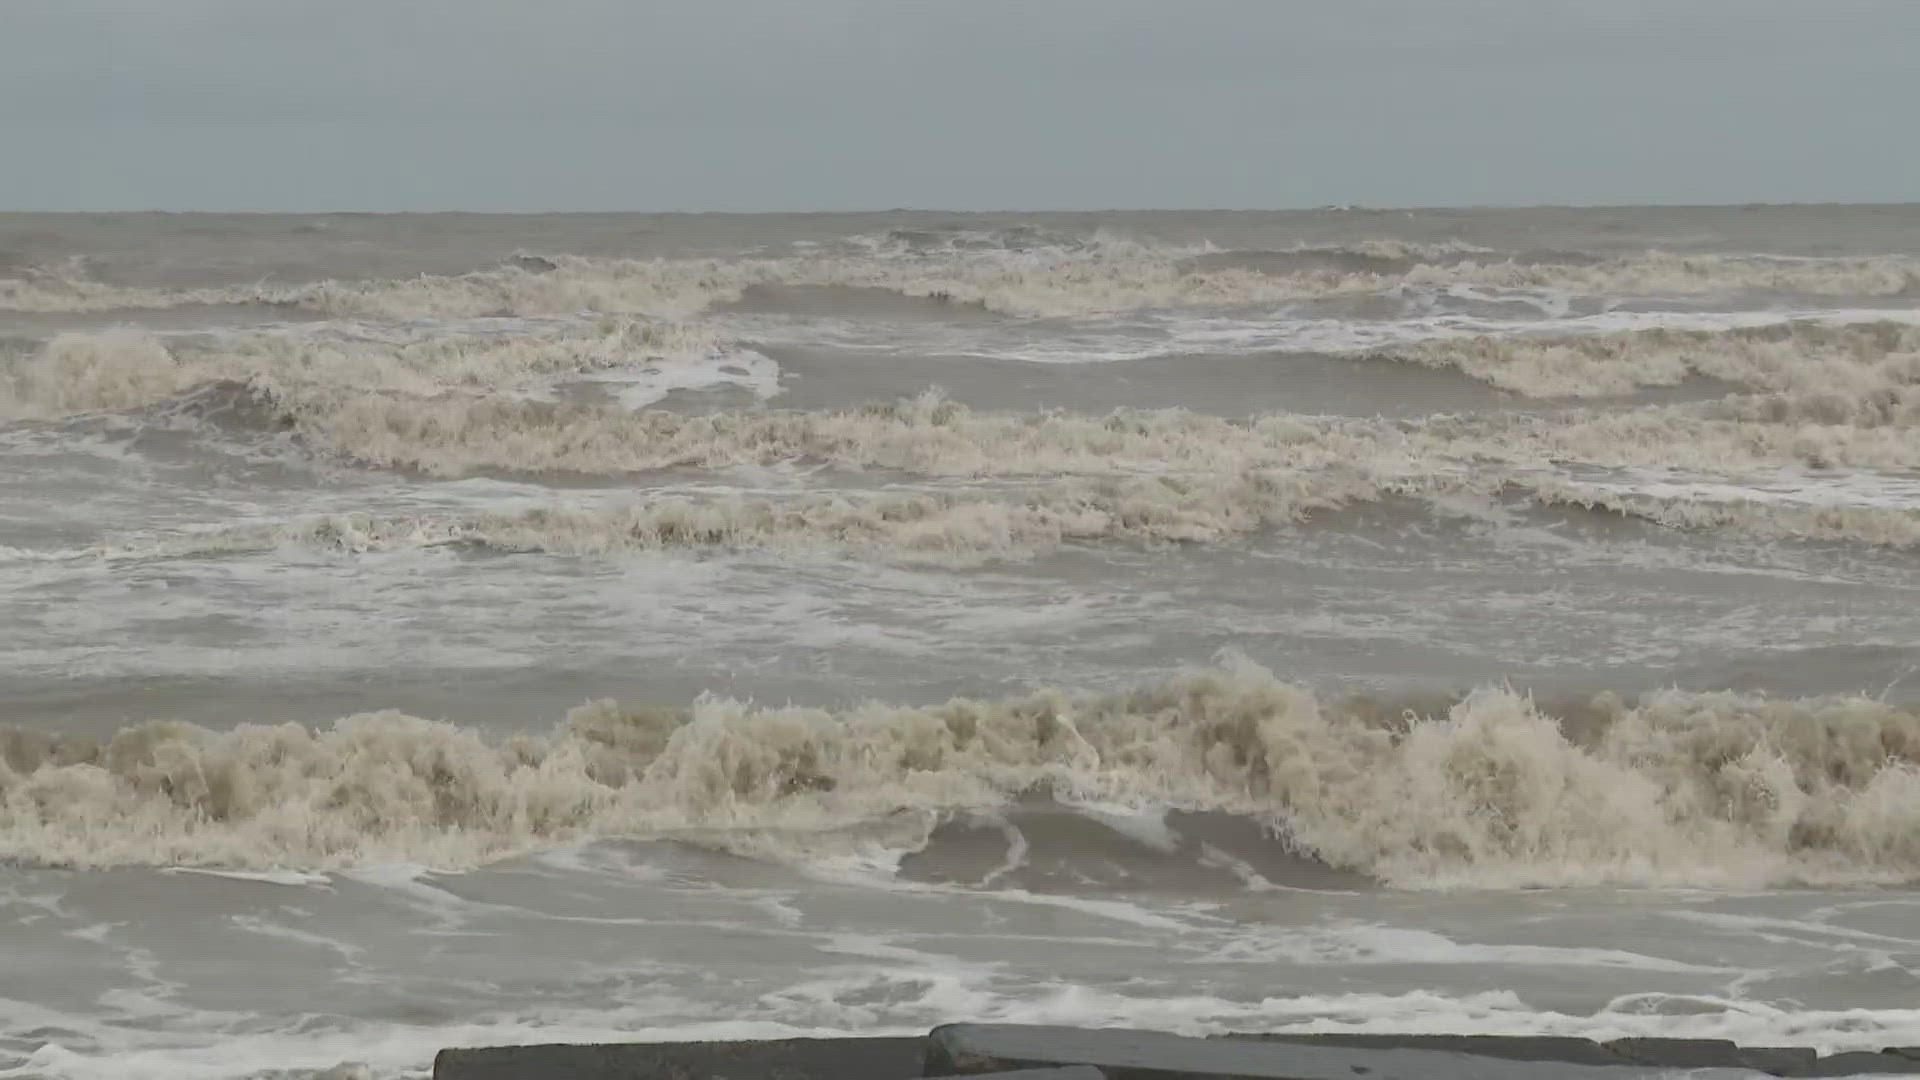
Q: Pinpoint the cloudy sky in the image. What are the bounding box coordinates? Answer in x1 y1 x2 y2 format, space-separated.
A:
3 0 1915 211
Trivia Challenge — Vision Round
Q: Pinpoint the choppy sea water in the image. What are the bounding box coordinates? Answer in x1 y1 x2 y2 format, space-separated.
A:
4 206 1920 1079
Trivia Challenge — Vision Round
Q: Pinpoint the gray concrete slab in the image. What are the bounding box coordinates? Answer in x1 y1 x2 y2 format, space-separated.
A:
1806 1053 1920 1076
1606 1038 1824 1076
925 1060 1105 1068
430 1028 1920 1079
433 1035 925 1080
925 1024 1745 1080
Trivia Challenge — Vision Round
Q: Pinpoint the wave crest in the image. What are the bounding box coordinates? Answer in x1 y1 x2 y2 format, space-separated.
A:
63 471 1401 563
0 320 727 421
5 655 1919 888
1379 320 1920 399
6 243 1916 319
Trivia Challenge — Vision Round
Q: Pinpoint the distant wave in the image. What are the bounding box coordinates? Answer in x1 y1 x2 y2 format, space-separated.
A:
1376 319 1920 399
11 326 1920 545
12 327 1920 474
37 474 1434 564
854 227 1496 265
4 239 1915 318
12 319 1920 552
4 654 1918 888
17 459 1911 571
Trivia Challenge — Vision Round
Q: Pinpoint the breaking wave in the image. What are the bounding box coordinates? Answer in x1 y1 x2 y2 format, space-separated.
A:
15 328 1920 480
4 655 1919 888
0 320 726 421
4 241 1916 319
13 324 1920 551
31 464 1918 570
173 390 1920 515
1532 479 1920 548
51 473 1429 564
1378 319 1920 399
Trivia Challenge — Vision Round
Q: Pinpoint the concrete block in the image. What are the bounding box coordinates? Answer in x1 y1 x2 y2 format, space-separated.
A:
1733 1048 1824 1077
925 1024 1697 1080
1608 1039 1750 1069
925 1060 1105 1068
1806 1053 1920 1076
433 1035 925 1080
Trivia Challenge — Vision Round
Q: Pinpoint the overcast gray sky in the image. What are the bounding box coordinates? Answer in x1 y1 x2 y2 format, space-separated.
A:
3 0 1916 212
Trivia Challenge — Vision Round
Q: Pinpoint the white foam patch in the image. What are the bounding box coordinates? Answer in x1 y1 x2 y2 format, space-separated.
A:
569 348 782 408
226 915 364 961
941 884 1202 933
1199 923 1734 973
1072 804 1181 852
160 868 332 888
1668 909 1920 948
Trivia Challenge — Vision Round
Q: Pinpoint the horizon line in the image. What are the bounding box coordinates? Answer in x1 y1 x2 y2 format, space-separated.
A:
5 200 1918 217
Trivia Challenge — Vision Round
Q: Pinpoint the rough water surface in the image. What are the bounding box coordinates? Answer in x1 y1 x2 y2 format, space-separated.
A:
4 206 1920 1079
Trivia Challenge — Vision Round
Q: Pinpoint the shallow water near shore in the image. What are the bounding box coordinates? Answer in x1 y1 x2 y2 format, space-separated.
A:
4 205 1920 1079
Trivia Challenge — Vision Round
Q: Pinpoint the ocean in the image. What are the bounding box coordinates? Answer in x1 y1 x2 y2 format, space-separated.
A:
3 205 1920 1079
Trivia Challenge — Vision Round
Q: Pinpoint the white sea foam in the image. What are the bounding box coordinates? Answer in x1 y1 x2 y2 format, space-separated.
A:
4 654 1920 888
1198 923 1729 972
158 867 332 888
568 348 782 408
